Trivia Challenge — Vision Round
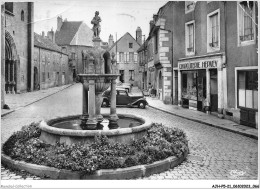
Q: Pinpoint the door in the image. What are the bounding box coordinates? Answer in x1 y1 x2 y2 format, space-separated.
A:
62 72 65 85
116 90 130 105
55 72 59 86
210 69 218 112
119 70 124 83
197 70 206 111
33 67 39 90
240 108 256 128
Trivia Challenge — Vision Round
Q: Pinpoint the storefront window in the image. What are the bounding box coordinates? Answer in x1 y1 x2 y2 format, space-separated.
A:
182 71 197 100
238 70 258 109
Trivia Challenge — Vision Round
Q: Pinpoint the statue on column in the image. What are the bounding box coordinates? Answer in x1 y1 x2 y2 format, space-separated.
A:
91 11 101 38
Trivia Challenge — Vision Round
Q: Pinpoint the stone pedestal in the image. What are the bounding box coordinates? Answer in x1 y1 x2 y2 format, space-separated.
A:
93 37 101 48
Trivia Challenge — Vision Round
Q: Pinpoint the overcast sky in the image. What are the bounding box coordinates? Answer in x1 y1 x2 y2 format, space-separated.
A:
34 0 168 42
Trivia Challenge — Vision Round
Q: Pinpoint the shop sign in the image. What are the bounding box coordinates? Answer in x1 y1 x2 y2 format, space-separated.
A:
178 59 220 70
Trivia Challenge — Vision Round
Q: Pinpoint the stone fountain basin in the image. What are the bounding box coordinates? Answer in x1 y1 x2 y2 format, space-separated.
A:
39 114 152 146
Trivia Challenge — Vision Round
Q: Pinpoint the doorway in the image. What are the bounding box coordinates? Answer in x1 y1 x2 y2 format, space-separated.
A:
33 67 39 90
119 70 124 83
210 69 218 112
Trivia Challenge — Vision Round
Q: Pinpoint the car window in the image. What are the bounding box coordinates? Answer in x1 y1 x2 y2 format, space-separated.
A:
118 90 127 96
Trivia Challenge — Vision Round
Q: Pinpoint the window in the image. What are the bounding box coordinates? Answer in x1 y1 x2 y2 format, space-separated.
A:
5 2 13 15
125 53 129 63
207 9 220 52
21 10 24 21
48 72 50 79
119 90 127 96
129 70 135 81
185 21 195 55
129 43 133 48
238 1 255 45
154 33 158 53
119 52 124 63
129 52 134 62
185 1 195 13
71 53 76 60
238 70 258 109
134 53 138 63
42 72 45 82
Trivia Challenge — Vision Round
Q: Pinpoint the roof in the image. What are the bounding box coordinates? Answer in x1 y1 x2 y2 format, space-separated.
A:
55 21 82 46
137 40 147 52
34 32 67 54
108 32 138 51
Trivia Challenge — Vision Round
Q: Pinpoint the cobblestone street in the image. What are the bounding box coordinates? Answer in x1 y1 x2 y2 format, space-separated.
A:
1 83 258 180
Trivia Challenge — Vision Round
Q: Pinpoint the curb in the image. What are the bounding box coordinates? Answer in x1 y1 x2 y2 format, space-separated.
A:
148 105 258 140
1 150 188 180
1 84 74 118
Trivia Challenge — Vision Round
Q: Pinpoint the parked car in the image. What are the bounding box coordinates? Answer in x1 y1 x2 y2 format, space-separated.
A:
116 81 132 92
102 88 147 109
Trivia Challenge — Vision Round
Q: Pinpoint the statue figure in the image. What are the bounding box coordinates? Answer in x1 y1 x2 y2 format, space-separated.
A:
91 11 101 38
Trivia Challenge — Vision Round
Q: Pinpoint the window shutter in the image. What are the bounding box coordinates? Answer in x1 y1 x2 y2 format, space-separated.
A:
124 52 127 63
134 53 137 62
117 52 119 63
127 52 129 62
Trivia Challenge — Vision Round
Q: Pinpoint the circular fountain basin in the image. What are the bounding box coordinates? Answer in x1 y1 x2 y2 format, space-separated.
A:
39 114 152 146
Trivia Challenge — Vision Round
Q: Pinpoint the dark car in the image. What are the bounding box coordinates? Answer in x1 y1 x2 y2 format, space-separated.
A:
102 89 148 109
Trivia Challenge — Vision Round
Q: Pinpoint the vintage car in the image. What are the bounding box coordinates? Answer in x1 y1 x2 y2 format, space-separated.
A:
102 88 148 109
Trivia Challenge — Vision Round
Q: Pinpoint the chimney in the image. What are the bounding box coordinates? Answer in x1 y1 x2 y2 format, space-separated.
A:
136 27 142 45
108 34 114 47
149 20 154 32
47 28 55 43
42 31 45 37
57 16 63 31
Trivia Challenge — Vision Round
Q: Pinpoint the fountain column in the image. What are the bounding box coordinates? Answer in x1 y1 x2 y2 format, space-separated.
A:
81 81 89 128
109 78 119 128
95 92 103 123
86 79 97 129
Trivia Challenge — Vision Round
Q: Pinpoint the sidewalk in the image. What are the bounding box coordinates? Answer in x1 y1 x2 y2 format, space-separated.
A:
145 96 258 139
1 84 74 117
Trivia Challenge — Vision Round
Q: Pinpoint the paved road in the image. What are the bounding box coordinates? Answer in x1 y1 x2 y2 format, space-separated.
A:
1 83 258 180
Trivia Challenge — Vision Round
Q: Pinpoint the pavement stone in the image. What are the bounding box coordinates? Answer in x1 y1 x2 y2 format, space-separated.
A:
1 84 258 180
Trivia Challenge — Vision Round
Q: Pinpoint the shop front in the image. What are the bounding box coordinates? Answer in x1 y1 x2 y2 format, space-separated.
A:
178 54 225 113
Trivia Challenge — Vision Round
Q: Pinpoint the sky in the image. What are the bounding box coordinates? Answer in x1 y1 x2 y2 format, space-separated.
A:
34 0 168 42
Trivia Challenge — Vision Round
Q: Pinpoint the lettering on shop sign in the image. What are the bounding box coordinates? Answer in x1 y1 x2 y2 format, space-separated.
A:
178 60 219 70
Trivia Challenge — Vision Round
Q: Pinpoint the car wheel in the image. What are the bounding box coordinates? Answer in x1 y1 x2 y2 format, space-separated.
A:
102 99 109 107
138 101 146 109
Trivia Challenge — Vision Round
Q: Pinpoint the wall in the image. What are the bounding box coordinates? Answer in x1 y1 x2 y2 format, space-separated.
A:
225 2 258 109
4 2 31 93
109 33 140 86
34 46 71 90
65 45 93 75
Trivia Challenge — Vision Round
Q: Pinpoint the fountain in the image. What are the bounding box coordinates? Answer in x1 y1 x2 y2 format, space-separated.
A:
38 11 152 146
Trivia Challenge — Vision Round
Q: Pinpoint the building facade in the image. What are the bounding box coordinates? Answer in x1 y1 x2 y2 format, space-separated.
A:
141 2 185 104
177 1 258 128
34 32 72 90
109 31 140 87
1 2 34 108
54 17 93 80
